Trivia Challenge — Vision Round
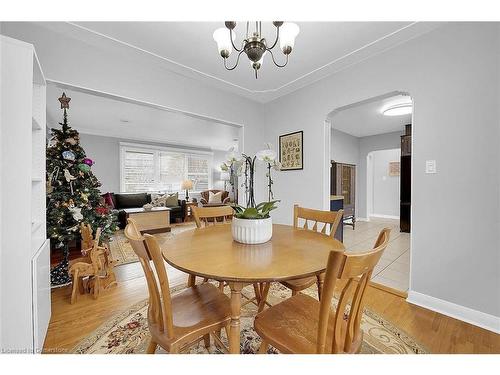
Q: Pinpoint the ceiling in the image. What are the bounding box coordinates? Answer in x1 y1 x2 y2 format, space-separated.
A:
332 94 412 137
46 85 240 151
42 21 440 103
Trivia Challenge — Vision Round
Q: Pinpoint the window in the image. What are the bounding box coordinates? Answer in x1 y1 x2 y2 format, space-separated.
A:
120 143 212 193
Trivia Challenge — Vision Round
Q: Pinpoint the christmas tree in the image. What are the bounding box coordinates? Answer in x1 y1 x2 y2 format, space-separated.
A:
47 93 118 286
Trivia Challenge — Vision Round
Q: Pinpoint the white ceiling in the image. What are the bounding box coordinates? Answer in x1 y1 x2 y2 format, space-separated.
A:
332 94 412 137
44 21 441 103
46 85 240 151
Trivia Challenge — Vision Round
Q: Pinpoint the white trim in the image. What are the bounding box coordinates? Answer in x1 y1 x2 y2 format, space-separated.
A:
407 291 500 334
369 214 400 220
119 142 214 156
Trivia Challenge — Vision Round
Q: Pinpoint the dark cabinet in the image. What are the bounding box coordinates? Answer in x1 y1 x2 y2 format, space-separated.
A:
400 124 411 232
331 162 356 228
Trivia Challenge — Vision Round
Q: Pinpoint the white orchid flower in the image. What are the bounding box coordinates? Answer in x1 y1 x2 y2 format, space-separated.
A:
273 160 282 171
225 147 242 164
256 149 276 163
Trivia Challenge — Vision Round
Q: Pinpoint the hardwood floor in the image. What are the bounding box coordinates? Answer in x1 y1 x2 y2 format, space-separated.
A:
43 261 500 354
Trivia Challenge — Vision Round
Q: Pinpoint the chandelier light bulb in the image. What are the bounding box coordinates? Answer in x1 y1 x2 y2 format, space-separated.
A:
213 28 235 58
279 22 300 54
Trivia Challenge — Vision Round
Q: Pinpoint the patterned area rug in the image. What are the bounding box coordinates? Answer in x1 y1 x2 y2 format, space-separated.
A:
109 222 197 266
72 283 428 354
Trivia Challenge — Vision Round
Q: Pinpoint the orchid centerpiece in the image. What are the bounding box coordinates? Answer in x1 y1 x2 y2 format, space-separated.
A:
221 144 282 244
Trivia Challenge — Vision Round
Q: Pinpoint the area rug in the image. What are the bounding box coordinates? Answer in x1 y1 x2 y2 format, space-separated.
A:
71 283 428 354
109 222 197 266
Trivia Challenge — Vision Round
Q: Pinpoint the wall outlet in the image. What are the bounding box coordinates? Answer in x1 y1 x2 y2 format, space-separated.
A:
425 160 437 174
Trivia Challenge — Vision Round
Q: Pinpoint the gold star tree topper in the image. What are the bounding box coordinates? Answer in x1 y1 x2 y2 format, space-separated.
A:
58 92 71 109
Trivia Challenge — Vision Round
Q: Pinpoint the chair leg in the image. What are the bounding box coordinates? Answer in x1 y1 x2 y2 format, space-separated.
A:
203 333 211 349
70 271 78 304
146 339 157 354
291 289 298 296
258 339 268 354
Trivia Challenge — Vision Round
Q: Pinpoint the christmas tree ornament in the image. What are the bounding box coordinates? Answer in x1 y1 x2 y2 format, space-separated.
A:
78 163 91 173
69 206 83 221
65 137 77 145
68 199 75 207
80 192 89 202
58 92 71 109
64 169 76 183
83 158 94 166
62 150 76 161
48 136 58 148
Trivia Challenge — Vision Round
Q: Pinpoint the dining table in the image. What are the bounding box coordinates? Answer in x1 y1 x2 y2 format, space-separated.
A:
161 223 345 354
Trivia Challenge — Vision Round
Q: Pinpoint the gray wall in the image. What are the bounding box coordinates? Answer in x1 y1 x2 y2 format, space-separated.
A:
266 23 500 319
331 128 359 165
370 149 401 217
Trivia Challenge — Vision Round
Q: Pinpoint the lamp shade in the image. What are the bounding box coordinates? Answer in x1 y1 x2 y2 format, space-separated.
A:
181 180 194 190
213 28 235 57
279 22 300 53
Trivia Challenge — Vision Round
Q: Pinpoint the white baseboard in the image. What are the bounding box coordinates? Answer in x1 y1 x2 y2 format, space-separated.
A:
407 291 500 334
370 214 400 220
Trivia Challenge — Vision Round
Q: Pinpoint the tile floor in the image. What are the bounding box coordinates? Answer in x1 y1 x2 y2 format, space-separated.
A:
343 218 410 292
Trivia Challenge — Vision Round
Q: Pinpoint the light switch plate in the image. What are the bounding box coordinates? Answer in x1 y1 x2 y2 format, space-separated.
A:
425 160 437 174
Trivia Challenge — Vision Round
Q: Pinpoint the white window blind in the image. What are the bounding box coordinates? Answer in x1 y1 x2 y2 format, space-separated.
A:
120 143 212 193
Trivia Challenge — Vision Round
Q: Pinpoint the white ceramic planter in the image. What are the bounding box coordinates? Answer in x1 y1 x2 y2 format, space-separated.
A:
231 217 273 245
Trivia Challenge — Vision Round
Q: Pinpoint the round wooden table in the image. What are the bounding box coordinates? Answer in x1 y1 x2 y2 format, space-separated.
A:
161 224 344 354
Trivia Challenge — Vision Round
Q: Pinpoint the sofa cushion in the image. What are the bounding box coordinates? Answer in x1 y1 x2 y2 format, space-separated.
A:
102 192 116 209
208 191 223 204
114 193 149 209
165 192 179 207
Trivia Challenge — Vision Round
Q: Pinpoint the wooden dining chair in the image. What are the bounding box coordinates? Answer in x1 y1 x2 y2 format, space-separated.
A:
255 228 391 354
191 205 233 288
69 227 105 304
280 204 344 300
124 218 231 354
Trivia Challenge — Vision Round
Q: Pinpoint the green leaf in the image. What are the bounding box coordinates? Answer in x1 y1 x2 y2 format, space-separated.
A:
242 207 259 219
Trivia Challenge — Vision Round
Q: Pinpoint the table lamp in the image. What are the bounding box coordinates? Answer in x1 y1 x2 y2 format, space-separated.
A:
181 179 194 202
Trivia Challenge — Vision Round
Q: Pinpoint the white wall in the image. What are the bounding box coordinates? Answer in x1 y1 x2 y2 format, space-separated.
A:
265 23 500 322
370 149 401 218
358 131 401 218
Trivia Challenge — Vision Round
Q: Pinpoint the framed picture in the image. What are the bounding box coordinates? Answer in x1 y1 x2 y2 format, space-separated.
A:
279 130 303 171
389 161 400 176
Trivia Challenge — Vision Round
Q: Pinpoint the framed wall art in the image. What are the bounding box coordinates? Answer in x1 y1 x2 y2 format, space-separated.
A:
279 130 303 171
389 161 400 176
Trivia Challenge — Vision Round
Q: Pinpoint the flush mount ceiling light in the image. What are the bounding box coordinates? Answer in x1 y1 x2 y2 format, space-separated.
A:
213 21 300 79
382 103 413 116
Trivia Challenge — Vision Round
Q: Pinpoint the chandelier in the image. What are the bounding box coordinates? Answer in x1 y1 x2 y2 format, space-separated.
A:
213 21 300 79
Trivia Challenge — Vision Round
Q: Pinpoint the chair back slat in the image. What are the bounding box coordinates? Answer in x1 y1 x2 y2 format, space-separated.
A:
293 204 343 238
316 228 391 354
124 219 174 338
192 205 234 228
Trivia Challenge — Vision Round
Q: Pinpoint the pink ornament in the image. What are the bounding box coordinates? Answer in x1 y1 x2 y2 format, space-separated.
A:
83 158 94 166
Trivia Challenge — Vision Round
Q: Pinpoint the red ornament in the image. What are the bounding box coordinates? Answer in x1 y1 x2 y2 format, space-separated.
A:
95 206 109 215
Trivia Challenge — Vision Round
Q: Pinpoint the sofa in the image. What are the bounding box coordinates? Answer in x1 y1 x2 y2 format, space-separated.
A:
102 192 186 229
199 190 230 206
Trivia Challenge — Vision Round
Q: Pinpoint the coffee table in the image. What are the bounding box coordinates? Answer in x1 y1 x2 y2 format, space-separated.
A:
123 207 171 234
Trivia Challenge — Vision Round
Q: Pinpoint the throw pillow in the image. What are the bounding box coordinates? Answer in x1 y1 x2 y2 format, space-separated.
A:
150 194 167 207
208 191 222 204
165 192 179 207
